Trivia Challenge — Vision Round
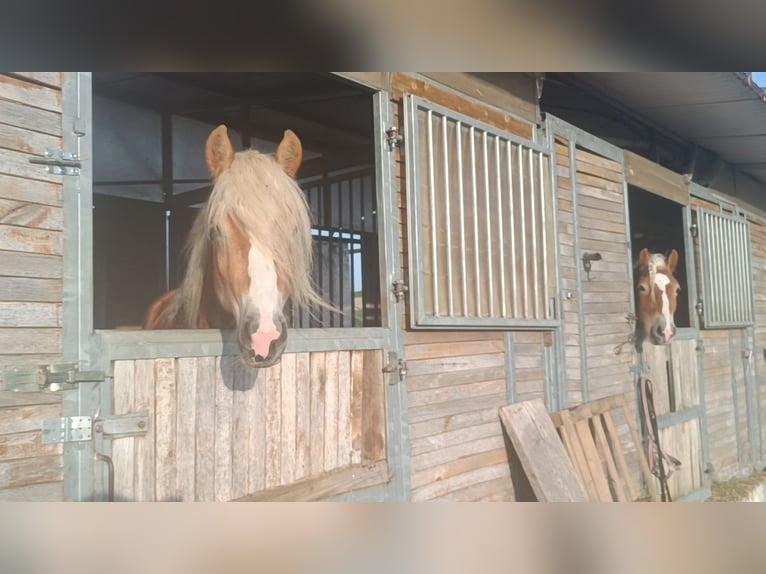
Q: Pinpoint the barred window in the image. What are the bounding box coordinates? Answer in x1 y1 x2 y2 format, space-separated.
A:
695 208 754 328
403 94 557 328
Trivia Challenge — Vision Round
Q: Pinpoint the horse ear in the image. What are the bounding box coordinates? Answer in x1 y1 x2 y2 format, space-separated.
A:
206 125 235 180
638 248 650 268
275 129 302 178
667 249 679 272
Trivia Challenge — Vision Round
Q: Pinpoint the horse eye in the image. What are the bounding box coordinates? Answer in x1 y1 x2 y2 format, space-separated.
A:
638 284 649 293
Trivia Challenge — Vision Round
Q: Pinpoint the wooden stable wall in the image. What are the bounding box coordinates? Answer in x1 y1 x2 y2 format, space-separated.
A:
110 350 388 501
0 72 65 500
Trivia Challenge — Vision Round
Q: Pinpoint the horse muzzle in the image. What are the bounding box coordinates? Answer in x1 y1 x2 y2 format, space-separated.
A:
649 319 676 345
239 314 289 368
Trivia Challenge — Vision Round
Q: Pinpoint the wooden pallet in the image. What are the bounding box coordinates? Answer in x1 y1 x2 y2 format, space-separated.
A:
550 393 659 502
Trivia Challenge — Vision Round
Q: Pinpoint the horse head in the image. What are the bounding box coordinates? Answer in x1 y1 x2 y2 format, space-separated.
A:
635 248 681 345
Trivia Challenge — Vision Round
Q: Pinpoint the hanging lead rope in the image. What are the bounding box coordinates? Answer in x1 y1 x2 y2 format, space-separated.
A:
638 374 682 502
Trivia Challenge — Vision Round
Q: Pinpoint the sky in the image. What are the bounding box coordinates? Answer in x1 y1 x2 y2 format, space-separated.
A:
751 72 766 87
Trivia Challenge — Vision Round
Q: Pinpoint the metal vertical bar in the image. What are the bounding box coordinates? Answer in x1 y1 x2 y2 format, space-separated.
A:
507 143 518 319
349 178 357 326
161 112 173 292
518 144 529 318
442 115 453 316
495 136 507 318
470 127 482 317
729 330 744 471
483 132 494 317
337 181 344 327
569 141 589 403
456 122 468 316
529 148 539 319
427 110 439 315
539 152 549 319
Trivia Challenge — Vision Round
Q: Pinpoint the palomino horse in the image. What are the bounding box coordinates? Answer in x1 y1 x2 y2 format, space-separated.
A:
634 248 681 345
144 125 323 367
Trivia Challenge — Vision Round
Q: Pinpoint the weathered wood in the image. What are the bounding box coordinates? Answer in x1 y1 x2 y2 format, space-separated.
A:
309 352 325 476
194 356 216 500
0 75 62 112
499 399 588 502
0 224 61 255
0 430 61 459
336 350 352 467
133 360 155 501
154 358 177 501
412 448 508 490
361 350 385 462
412 434 506 475
624 150 688 204
0 276 62 301
175 357 197 501
0 403 61 434
234 460 389 502
248 359 266 494
0 454 62 489
323 351 339 471
213 356 233 501
264 361 282 488
0 249 62 279
350 350 364 465
0 480 62 501
0 98 62 136
0 199 62 230
433 476 513 501
0 391 60 408
412 463 510 501
280 353 297 484
0 148 63 184
112 360 135 501
9 73 62 88
294 352 311 479
230 363 252 499
0 302 61 327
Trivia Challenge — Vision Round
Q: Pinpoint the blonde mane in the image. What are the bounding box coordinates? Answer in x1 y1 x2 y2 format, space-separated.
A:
162 148 323 327
646 252 668 302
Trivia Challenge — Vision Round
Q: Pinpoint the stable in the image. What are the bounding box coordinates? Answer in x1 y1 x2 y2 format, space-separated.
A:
1 72 765 501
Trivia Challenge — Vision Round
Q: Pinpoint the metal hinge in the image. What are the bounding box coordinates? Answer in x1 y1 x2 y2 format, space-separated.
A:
392 279 409 302
382 352 407 384
29 150 81 176
3 363 106 392
42 412 149 444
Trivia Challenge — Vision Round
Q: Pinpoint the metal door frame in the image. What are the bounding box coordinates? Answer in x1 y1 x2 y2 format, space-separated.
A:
61 74 410 501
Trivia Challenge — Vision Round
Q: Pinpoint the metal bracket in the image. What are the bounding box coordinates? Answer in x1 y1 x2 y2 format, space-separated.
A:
42 416 92 444
3 363 106 392
385 126 403 151
29 149 82 176
93 412 150 439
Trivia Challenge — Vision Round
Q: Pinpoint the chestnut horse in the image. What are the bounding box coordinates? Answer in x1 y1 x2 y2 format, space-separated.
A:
144 125 323 367
635 248 681 345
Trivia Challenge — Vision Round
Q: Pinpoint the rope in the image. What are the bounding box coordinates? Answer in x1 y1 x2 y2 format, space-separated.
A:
638 374 682 501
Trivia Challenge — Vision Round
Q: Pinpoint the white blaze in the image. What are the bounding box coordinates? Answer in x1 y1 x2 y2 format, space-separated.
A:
653 273 674 341
248 240 281 358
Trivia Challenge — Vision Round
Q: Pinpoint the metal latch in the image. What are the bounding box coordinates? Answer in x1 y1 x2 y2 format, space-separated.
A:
43 416 92 444
392 279 409 302
385 126 403 151
3 363 106 392
93 412 150 439
382 352 408 384
29 150 81 176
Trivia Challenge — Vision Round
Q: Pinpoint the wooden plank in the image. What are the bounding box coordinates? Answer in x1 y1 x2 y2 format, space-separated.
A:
230 361 253 499
0 454 62 489
624 150 688 204
294 352 311 480
111 360 135 501
498 400 588 502
0 98 61 136
0 123 61 159
405 339 505 361
309 352 325 476
602 411 638 501
392 73 534 140
412 448 508 490
0 175 61 208
0 302 61 327
349 350 364 465
0 430 60 459
175 357 197 501
412 434 506 473
0 75 62 112
133 359 155 501
408 379 506 408
433 476 512 501
336 350 352 467
361 350 386 463
412 463 510 501
0 276 61 301
263 361 282 488
9 73 62 88
0 480 62 501
247 360 266 494
0 250 61 280
406 365 506 393
621 403 659 501
154 358 177 501
589 409 626 501
552 411 599 501
0 403 61 434
323 351 339 471
0 224 61 255
214 356 233 501
280 353 297 485
0 148 63 184
0 391 60 408
234 460 389 502
194 357 216 501
0 199 62 230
